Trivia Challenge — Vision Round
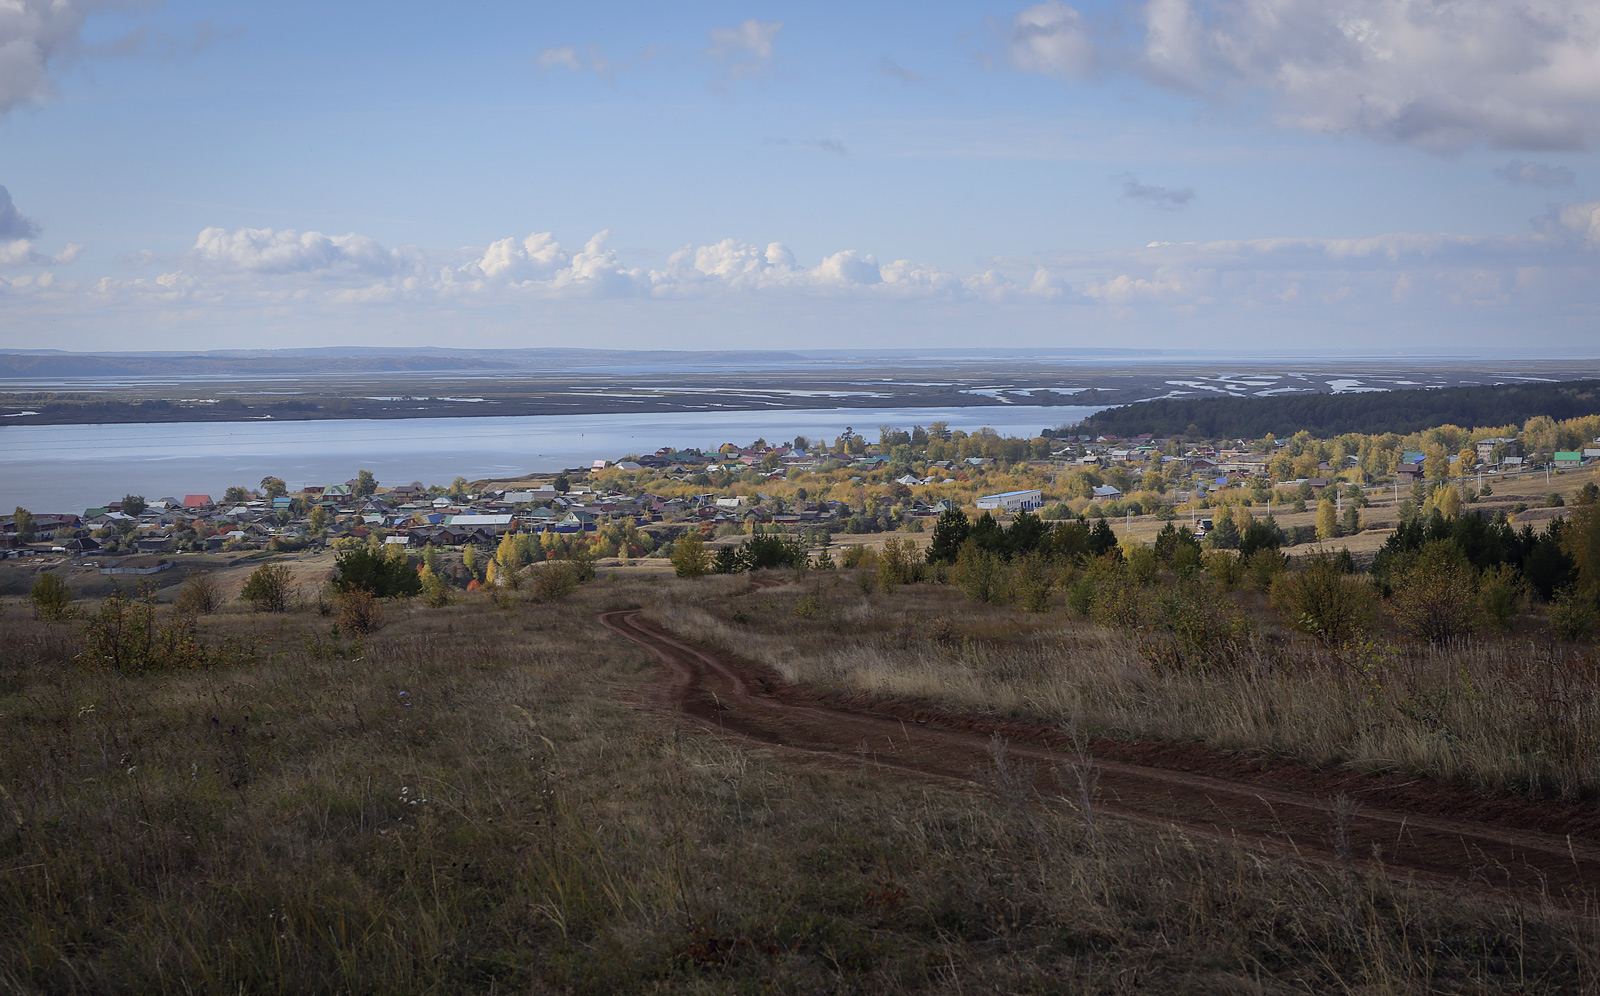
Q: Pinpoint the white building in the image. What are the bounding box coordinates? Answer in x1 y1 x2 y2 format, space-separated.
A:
975 489 1044 513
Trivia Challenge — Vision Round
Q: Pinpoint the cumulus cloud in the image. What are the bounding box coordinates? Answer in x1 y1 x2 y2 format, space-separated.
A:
1536 199 1600 247
1497 160 1576 187
0 184 40 240
1004 2 1097 78
1119 174 1194 210
1001 0 1600 153
704 18 781 87
536 45 582 70
191 226 414 277
0 0 87 114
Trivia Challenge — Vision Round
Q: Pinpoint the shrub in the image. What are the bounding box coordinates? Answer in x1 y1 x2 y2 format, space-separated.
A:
1146 580 1254 671
418 564 451 607
29 572 73 621
80 585 214 672
174 572 220 615
670 533 711 578
331 547 421 599
1547 589 1599 642
1269 553 1379 644
1203 549 1244 590
811 548 836 570
841 544 878 569
1010 551 1056 612
531 560 584 601
1478 563 1523 631
1388 547 1479 644
240 563 294 613
1244 548 1287 592
877 538 922 590
953 542 1008 605
1125 545 1158 586
336 587 383 636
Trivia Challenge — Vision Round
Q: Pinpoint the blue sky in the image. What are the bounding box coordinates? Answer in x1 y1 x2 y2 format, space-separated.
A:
1 0 1597 352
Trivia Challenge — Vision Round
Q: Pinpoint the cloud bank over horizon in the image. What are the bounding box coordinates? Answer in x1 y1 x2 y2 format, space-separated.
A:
0 1 1597 351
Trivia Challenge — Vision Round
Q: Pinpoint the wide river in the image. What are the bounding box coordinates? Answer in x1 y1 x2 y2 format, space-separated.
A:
0 404 1102 512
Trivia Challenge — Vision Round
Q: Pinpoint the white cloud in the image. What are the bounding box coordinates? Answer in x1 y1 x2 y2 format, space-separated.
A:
704 18 782 87
1002 0 1600 152
536 45 581 70
1539 199 1600 248
705 18 782 60
1005 2 1096 79
191 226 415 277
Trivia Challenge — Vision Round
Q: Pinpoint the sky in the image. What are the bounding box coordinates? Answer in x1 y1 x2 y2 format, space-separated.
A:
1 0 1598 354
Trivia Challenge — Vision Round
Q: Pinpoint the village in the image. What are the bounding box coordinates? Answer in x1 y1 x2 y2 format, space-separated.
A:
6 418 1599 583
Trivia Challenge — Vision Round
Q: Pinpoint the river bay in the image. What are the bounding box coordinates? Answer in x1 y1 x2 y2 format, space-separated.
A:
0 404 1101 512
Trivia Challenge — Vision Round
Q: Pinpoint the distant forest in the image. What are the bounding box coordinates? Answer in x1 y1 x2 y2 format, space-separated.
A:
1065 380 1600 438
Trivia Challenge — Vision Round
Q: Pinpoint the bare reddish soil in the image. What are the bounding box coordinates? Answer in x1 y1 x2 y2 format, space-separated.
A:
601 609 1600 908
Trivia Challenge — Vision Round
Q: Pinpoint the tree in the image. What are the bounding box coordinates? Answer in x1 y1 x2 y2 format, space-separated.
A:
354 469 377 498
1315 498 1337 541
259 476 288 498
419 564 451 607
308 505 329 534
925 508 970 564
671 533 712 577
121 494 148 517
13 506 35 544
29 573 72 621
223 485 250 505
331 546 421 598
450 476 471 498
1389 544 1479 643
553 475 570 494
462 544 479 576
1340 503 1361 536
240 563 294 612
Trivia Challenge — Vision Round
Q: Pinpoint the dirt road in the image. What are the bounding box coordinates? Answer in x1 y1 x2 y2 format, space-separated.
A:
601 609 1600 907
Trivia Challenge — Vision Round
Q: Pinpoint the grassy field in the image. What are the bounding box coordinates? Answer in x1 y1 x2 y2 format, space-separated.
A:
3 575 1599 993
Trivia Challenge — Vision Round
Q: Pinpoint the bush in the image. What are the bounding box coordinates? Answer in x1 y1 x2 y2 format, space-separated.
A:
336 587 383 636
80 585 216 672
414 564 447 607
1478 563 1523 631
841 544 878 569
1010 551 1056 612
953 542 1009 605
877 538 922 590
240 563 294 613
29 572 73 621
332 547 421 599
1203 549 1245 590
174 572 220 615
1125 545 1158 586
1146 580 1254 671
1389 547 1479 644
1547 589 1599 641
1269 553 1379 644
670 533 712 578
531 560 584 601
1244 548 1287 592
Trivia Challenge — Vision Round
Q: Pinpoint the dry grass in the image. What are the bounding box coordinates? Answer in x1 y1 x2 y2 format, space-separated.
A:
646 573 1600 800
2 580 1598 993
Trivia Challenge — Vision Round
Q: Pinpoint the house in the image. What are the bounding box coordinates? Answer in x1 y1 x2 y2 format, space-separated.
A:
1091 485 1123 500
976 489 1044 513
443 513 517 536
1476 437 1519 462
1554 451 1585 467
182 495 213 509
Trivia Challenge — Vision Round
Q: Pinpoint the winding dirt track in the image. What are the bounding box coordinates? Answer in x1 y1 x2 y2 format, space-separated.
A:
600 609 1600 907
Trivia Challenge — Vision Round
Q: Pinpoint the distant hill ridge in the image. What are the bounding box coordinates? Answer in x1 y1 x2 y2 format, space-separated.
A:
1071 379 1600 438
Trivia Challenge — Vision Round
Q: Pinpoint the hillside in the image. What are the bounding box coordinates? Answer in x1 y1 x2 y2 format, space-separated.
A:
1073 379 1600 438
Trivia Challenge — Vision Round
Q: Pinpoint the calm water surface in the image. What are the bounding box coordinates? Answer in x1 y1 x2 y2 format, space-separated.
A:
0 405 1100 512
